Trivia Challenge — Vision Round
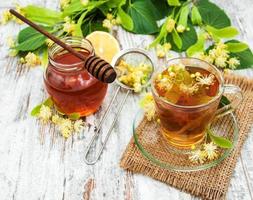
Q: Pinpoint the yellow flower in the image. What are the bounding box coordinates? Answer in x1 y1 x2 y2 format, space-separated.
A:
102 19 113 30
60 0 70 9
214 56 227 68
203 142 218 160
163 43 172 51
7 36 15 48
139 93 156 121
156 44 166 58
58 118 73 138
24 52 41 67
14 4 25 24
166 18 176 33
38 105 52 123
176 25 186 33
189 149 206 164
227 57 240 69
0 10 12 25
74 119 85 133
106 13 114 20
179 83 199 95
196 74 215 86
52 115 62 125
63 17 76 35
80 0 89 6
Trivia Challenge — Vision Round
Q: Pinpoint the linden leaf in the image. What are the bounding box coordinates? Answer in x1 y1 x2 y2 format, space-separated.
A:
31 104 42 117
207 129 233 148
68 113 81 120
117 7 134 31
218 95 230 108
206 25 239 39
186 33 205 56
43 97 53 108
226 42 249 53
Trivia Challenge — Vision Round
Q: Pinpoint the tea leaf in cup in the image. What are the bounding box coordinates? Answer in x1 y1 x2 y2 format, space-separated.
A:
207 129 233 148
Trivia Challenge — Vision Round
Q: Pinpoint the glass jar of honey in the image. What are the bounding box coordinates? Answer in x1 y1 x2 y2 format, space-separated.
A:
44 37 108 116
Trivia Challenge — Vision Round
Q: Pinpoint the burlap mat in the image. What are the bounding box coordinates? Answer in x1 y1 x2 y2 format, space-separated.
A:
120 74 253 200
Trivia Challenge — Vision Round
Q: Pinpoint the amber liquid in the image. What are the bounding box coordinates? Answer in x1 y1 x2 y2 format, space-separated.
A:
154 67 220 149
44 52 108 116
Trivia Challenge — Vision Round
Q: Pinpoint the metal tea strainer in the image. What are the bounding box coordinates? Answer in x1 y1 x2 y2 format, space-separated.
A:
84 48 155 165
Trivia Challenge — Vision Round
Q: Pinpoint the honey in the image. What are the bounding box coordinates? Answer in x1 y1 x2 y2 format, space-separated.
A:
44 37 108 116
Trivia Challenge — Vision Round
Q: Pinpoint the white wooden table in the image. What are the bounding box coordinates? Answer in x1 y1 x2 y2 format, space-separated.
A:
0 0 253 199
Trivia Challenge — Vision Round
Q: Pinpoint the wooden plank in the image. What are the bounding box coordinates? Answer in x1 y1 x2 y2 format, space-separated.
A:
0 0 253 199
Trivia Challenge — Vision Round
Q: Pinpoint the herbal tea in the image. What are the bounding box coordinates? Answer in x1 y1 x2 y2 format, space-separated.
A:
153 64 220 148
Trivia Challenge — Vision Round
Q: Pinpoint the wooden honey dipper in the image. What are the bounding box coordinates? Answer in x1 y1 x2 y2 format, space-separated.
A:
9 9 117 83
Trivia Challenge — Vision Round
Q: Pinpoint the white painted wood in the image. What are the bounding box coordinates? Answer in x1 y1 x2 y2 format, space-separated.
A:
0 0 252 200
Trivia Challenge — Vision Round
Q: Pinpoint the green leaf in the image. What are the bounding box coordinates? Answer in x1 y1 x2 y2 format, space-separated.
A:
41 47 49 68
106 0 126 8
186 33 205 56
191 5 202 25
148 17 169 48
167 0 181 6
118 7 134 31
166 23 197 52
226 42 249 53
16 34 46 51
43 97 53 108
23 5 63 25
18 26 53 44
172 30 182 49
219 95 230 108
127 0 159 34
196 0 230 28
68 113 81 120
178 5 190 28
207 129 233 148
151 0 171 20
31 104 42 117
206 25 239 39
227 40 253 69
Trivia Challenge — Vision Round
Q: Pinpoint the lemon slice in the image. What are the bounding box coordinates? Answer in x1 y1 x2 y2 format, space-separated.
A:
86 31 120 63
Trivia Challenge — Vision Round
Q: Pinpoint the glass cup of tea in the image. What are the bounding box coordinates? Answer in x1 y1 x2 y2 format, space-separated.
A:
151 57 242 149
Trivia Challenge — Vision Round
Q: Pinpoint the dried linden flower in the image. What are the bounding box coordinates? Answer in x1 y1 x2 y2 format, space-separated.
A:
0 10 12 25
203 142 218 160
58 118 73 138
139 93 156 121
7 36 15 48
179 83 199 95
63 17 76 35
24 52 41 67
189 149 206 164
74 119 85 133
195 74 215 86
38 105 52 123
117 60 152 93
227 57 240 69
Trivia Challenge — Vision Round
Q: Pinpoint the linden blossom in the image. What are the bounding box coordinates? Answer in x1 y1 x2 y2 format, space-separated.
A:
155 64 216 96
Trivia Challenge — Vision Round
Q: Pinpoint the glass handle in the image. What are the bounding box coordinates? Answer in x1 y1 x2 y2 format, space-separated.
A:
215 84 243 118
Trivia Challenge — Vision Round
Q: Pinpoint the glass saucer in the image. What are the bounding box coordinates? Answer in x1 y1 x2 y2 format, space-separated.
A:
132 109 239 172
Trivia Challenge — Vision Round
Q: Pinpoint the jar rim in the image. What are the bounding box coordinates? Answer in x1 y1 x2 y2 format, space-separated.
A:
48 36 94 71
